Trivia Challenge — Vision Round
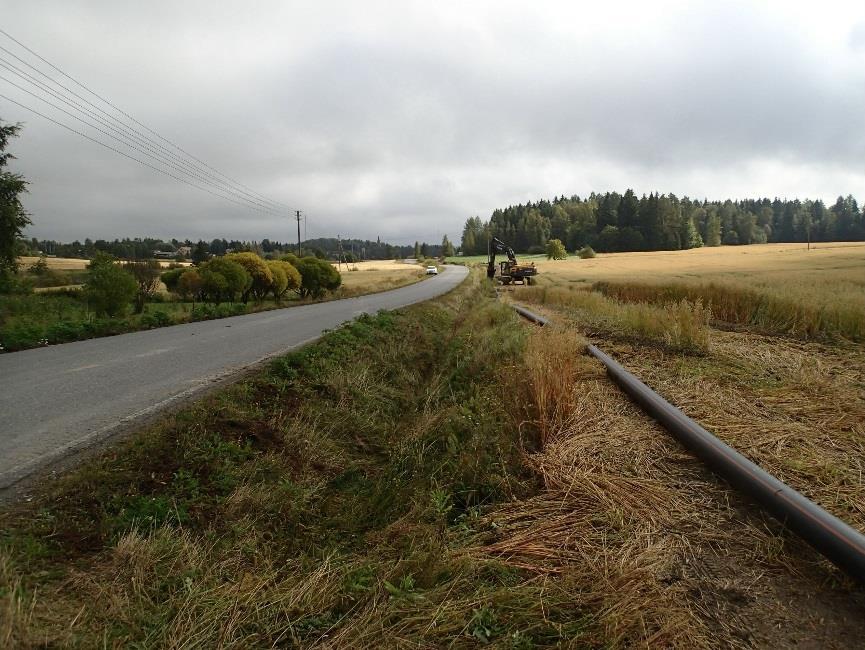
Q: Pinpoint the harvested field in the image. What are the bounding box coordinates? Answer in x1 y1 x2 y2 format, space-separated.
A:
335 260 427 296
18 256 192 270
496 243 865 646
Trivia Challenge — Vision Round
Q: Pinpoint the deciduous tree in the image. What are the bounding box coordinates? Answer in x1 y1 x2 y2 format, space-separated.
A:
0 121 31 284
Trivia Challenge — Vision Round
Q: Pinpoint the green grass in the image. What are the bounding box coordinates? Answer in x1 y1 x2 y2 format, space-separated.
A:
0 292 308 351
0 276 594 647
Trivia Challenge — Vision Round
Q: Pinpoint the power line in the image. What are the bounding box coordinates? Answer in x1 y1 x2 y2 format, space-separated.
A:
0 74 287 215
0 28 293 214
0 92 284 216
0 51 286 212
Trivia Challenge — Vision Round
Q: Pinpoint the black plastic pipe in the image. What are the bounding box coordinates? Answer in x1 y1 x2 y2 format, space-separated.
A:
586 343 865 583
511 304 548 326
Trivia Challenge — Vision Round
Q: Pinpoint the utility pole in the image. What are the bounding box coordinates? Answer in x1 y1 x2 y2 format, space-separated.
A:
295 210 302 257
337 235 345 271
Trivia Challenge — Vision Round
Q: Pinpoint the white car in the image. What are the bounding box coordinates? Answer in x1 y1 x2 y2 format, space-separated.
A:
425 266 438 275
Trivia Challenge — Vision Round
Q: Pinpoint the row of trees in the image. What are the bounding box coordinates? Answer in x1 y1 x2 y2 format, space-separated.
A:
461 192 865 254
84 252 341 317
20 235 441 263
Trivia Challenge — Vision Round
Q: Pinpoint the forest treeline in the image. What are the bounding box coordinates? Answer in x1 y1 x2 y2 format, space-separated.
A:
18 235 436 262
460 192 865 255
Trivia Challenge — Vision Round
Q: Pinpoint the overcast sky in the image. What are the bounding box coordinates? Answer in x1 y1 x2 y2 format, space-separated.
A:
2 0 864 245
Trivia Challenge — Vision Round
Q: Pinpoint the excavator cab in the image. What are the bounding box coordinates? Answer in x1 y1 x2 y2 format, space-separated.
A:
487 236 538 285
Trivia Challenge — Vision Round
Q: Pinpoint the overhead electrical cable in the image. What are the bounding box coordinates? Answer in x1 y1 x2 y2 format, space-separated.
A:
0 93 283 216
0 64 284 215
0 28 292 214
0 43 287 213
0 28 290 211
0 74 286 215
0 52 285 212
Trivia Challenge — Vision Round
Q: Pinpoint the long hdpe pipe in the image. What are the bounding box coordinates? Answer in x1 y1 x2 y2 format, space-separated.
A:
509 303 865 582
586 343 865 583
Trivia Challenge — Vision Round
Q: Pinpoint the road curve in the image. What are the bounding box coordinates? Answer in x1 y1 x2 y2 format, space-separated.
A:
0 265 468 488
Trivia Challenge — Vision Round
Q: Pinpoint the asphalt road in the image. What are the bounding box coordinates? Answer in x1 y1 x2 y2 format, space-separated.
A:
0 265 468 488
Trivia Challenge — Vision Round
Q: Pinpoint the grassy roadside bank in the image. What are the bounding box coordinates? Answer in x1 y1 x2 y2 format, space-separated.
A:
0 273 594 647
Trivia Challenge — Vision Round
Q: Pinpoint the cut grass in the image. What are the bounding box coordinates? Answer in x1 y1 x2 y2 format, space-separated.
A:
472 324 865 648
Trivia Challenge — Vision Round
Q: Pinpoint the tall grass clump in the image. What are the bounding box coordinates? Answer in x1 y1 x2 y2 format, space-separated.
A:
594 280 865 341
516 285 711 353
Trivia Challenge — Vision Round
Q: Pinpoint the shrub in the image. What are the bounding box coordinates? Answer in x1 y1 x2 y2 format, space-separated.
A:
577 246 596 259
161 267 186 292
198 258 250 303
545 239 567 260
1 322 43 350
84 253 137 317
266 260 301 299
226 252 273 302
177 269 203 302
140 310 173 328
28 255 49 275
292 257 342 298
191 304 216 320
45 320 86 343
127 259 162 313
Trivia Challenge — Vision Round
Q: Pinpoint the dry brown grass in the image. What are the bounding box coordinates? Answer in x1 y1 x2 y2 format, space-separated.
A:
18 256 192 270
470 323 865 647
530 241 865 342
335 263 425 297
512 285 712 353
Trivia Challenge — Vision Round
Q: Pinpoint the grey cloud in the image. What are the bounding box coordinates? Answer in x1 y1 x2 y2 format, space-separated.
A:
3 1 864 243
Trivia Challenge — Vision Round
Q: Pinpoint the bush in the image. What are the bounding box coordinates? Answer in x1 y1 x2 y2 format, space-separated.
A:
140 310 173 328
1 322 43 350
292 256 342 298
225 252 273 301
161 267 186 292
0 268 33 294
84 253 137 317
127 259 163 313
266 260 301 299
198 258 251 303
177 269 203 302
191 304 216 320
577 246 596 259
545 239 567 260
45 320 86 343
28 255 49 275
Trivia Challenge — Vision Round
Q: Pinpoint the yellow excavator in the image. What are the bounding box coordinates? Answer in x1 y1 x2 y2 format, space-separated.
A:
486 236 538 285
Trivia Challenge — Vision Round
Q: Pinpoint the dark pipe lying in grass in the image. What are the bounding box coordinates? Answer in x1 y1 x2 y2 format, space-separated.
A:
511 304 548 326
509 302 865 583
586 343 865 584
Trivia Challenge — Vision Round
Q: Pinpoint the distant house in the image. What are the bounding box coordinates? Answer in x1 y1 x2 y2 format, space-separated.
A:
153 250 176 259
176 246 192 258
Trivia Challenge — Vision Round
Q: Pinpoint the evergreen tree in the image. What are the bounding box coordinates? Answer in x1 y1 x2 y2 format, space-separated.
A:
441 235 455 257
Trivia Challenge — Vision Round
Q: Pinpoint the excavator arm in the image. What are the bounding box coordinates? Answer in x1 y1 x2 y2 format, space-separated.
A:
487 236 516 277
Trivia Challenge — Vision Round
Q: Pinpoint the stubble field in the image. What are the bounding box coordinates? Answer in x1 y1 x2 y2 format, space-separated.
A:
498 241 865 646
